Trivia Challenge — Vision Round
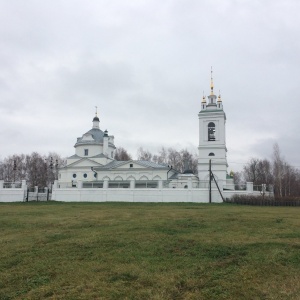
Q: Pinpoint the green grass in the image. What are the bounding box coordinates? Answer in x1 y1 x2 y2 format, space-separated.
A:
0 202 300 299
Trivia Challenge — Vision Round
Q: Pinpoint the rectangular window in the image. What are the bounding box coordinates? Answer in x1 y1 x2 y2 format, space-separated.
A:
84 149 88 156
130 164 133 168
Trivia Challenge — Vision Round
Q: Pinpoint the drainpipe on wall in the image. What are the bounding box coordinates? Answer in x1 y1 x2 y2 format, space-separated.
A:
91 167 98 180
167 165 173 180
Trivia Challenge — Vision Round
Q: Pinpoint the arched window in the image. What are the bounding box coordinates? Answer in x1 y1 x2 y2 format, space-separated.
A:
208 153 215 156
208 122 216 141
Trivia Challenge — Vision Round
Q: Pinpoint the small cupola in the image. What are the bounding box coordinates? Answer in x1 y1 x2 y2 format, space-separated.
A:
104 129 108 137
93 107 100 129
201 92 207 111
217 91 223 109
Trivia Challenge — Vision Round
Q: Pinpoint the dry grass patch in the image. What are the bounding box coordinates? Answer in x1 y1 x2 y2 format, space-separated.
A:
0 202 300 299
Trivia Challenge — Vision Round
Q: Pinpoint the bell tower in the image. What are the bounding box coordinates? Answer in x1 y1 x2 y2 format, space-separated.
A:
198 69 228 182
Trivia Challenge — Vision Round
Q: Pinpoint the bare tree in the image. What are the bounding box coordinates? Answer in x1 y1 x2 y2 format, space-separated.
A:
167 148 182 171
137 147 153 161
156 147 168 164
0 152 66 188
272 143 284 197
243 158 260 184
243 158 273 187
136 146 198 174
114 147 132 161
232 171 243 190
257 159 273 186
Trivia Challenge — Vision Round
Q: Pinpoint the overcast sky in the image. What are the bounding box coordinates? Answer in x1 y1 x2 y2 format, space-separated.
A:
0 0 299 171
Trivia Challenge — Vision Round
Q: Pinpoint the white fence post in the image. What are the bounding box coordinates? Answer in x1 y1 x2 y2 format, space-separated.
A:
77 180 83 189
21 180 27 190
246 182 253 192
187 178 192 189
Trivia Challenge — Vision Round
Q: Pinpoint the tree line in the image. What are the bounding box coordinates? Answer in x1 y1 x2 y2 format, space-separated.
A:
0 152 66 188
234 143 300 198
114 146 198 174
2 143 299 198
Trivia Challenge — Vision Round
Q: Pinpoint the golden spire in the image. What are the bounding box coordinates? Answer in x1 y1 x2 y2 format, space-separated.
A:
210 66 214 95
95 106 98 116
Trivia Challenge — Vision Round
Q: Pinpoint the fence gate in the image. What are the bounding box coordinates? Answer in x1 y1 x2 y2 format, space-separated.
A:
25 188 52 202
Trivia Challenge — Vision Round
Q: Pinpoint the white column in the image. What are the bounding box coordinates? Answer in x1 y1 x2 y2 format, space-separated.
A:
246 182 253 192
0 180 3 189
188 178 192 189
77 180 83 189
103 179 109 189
158 180 163 189
21 180 27 190
130 179 135 189
103 136 108 155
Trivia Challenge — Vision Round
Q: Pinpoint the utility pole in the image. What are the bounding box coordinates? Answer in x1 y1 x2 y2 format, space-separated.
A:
209 159 212 203
13 159 17 183
55 159 58 180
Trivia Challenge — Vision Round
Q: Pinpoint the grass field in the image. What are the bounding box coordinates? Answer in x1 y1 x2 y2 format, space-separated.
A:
1 202 300 300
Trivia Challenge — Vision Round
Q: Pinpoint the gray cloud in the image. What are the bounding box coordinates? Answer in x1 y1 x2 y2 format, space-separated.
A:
0 0 299 171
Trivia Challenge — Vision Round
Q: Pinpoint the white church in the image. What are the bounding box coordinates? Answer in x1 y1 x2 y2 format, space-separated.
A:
58 72 232 188
0 73 272 202
51 73 261 202
58 111 181 189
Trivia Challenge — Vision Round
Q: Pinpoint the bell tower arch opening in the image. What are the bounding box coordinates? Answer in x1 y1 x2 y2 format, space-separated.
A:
208 122 216 141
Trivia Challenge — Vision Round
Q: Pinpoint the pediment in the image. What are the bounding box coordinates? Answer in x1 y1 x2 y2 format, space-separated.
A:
67 158 103 168
98 160 167 171
110 160 154 170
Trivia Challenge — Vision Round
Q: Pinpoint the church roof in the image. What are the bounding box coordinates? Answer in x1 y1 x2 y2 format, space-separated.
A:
169 173 179 179
92 153 110 158
67 154 81 159
97 160 170 170
75 128 105 146
99 160 126 169
137 160 169 168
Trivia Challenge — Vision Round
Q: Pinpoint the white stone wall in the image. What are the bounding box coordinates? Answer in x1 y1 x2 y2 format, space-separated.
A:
0 180 27 202
51 186 263 203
